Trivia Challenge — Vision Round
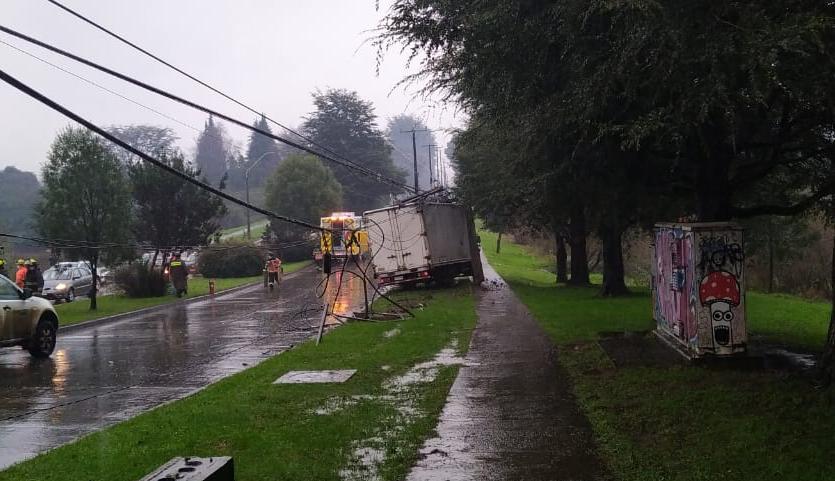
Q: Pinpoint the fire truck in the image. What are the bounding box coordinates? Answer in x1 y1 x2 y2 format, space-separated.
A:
317 212 369 263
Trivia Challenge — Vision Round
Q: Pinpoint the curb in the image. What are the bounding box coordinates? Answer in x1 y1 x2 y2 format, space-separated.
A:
58 266 313 334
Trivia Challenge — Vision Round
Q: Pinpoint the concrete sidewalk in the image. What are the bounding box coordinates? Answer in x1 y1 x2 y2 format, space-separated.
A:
407 257 609 480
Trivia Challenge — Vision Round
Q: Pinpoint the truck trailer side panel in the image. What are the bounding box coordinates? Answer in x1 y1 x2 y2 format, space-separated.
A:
364 205 429 275
421 203 472 266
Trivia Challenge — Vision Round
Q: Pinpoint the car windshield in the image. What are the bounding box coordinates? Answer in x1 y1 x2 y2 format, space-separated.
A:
43 268 73 280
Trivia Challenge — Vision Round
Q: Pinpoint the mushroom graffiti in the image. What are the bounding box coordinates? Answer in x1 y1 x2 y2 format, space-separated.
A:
698 270 740 346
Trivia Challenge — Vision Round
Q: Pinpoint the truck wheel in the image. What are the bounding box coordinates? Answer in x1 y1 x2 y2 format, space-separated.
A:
66 288 75 303
28 316 57 358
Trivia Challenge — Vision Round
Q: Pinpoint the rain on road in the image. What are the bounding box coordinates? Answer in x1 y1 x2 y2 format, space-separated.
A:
0 265 369 469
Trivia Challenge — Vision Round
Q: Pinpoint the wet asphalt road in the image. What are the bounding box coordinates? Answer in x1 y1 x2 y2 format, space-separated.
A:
0 265 367 470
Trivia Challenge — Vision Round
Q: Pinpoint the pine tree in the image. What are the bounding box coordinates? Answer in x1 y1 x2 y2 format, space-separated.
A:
194 116 228 185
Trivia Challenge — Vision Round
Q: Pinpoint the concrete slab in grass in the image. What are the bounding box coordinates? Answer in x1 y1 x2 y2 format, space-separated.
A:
274 370 357 384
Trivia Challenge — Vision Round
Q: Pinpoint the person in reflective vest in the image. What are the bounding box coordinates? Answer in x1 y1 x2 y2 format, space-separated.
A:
14 259 27 288
169 253 188 298
266 255 281 290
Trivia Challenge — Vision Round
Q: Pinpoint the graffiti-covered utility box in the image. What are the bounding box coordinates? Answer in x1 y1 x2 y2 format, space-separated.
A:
652 223 746 357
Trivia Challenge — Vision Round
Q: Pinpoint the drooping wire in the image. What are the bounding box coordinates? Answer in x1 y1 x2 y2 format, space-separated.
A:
0 24 415 194
0 68 324 232
43 0 401 188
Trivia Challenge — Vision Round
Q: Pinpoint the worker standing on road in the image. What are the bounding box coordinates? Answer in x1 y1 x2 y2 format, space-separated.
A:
15 259 27 289
169 253 188 298
266 254 281 291
24 259 39 292
28 258 44 294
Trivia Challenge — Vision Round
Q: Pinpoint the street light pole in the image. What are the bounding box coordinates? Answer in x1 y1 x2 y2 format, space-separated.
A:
245 150 279 239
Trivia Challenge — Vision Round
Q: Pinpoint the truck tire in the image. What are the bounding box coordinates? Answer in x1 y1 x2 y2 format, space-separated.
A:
28 316 57 358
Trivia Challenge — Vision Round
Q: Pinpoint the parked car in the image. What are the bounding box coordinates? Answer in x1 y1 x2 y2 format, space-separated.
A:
0 273 59 357
41 263 94 302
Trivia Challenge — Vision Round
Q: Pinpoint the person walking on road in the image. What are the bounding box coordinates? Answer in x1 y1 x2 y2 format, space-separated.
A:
169 253 188 298
266 255 282 291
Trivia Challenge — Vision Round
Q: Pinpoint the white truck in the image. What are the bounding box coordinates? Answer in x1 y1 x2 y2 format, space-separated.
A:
363 202 483 287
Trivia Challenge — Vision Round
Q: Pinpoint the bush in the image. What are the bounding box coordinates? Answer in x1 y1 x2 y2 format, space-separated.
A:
199 241 265 278
115 262 167 297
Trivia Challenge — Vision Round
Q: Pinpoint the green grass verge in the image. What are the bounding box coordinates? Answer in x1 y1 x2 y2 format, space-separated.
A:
480 229 835 481
55 261 310 327
2 286 475 481
220 219 269 240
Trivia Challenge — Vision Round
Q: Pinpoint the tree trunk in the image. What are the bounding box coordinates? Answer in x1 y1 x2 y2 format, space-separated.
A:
600 223 629 296
555 233 568 283
496 231 502 254
567 203 590 285
89 254 98 311
767 224 775 293
694 149 732 221
816 229 835 388
150 249 159 272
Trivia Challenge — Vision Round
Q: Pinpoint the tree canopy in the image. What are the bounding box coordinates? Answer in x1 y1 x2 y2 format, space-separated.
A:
37 126 132 310
302 89 403 212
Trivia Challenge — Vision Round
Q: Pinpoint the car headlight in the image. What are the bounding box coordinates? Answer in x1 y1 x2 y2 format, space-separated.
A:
55 283 67 291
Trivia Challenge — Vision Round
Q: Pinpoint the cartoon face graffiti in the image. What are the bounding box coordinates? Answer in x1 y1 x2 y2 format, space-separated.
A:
698 271 740 346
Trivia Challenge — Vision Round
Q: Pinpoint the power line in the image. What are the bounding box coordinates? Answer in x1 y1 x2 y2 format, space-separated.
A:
0 68 324 231
44 0 413 193
0 24 415 193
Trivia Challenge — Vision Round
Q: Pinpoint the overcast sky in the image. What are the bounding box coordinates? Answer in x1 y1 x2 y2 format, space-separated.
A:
0 0 462 176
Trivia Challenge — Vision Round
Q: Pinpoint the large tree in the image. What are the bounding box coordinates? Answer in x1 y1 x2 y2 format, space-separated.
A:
129 149 227 266
109 125 178 166
302 89 402 212
194 116 230 186
245 115 282 183
386 114 436 191
262 153 343 261
37 127 132 310
0 166 40 236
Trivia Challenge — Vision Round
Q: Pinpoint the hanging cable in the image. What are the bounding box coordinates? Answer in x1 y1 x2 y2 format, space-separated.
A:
44 0 394 181
0 68 324 232
0 24 415 193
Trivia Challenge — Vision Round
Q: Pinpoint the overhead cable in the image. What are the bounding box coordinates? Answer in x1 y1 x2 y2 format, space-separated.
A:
0 68 324 231
44 0 386 182
0 25 415 193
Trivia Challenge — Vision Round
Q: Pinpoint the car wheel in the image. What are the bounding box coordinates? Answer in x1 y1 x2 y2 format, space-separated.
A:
66 288 75 302
28 316 57 358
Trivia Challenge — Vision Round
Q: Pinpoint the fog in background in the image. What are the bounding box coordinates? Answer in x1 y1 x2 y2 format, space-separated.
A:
0 0 462 175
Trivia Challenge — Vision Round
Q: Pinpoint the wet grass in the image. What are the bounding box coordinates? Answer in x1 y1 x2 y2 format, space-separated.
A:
480 229 835 481
55 261 310 327
1 285 476 481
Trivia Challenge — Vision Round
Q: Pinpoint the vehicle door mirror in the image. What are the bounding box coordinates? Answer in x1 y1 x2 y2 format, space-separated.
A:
21 288 32 300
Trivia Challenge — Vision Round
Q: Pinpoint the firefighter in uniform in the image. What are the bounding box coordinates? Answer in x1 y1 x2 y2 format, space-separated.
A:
169 253 188 298
266 255 282 290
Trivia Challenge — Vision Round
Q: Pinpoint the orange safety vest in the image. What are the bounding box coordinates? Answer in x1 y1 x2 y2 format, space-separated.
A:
15 266 27 288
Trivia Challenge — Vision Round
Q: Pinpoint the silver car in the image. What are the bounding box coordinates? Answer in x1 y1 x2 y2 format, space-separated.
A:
41 264 94 302
0 274 59 357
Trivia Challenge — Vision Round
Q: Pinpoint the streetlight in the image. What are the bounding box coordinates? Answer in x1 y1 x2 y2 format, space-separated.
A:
245 151 279 239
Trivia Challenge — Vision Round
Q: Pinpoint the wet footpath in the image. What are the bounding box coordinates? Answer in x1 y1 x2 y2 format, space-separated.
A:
407 255 610 481
0 266 366 470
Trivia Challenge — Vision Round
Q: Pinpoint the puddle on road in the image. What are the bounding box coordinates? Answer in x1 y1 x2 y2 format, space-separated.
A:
315 340 466 481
